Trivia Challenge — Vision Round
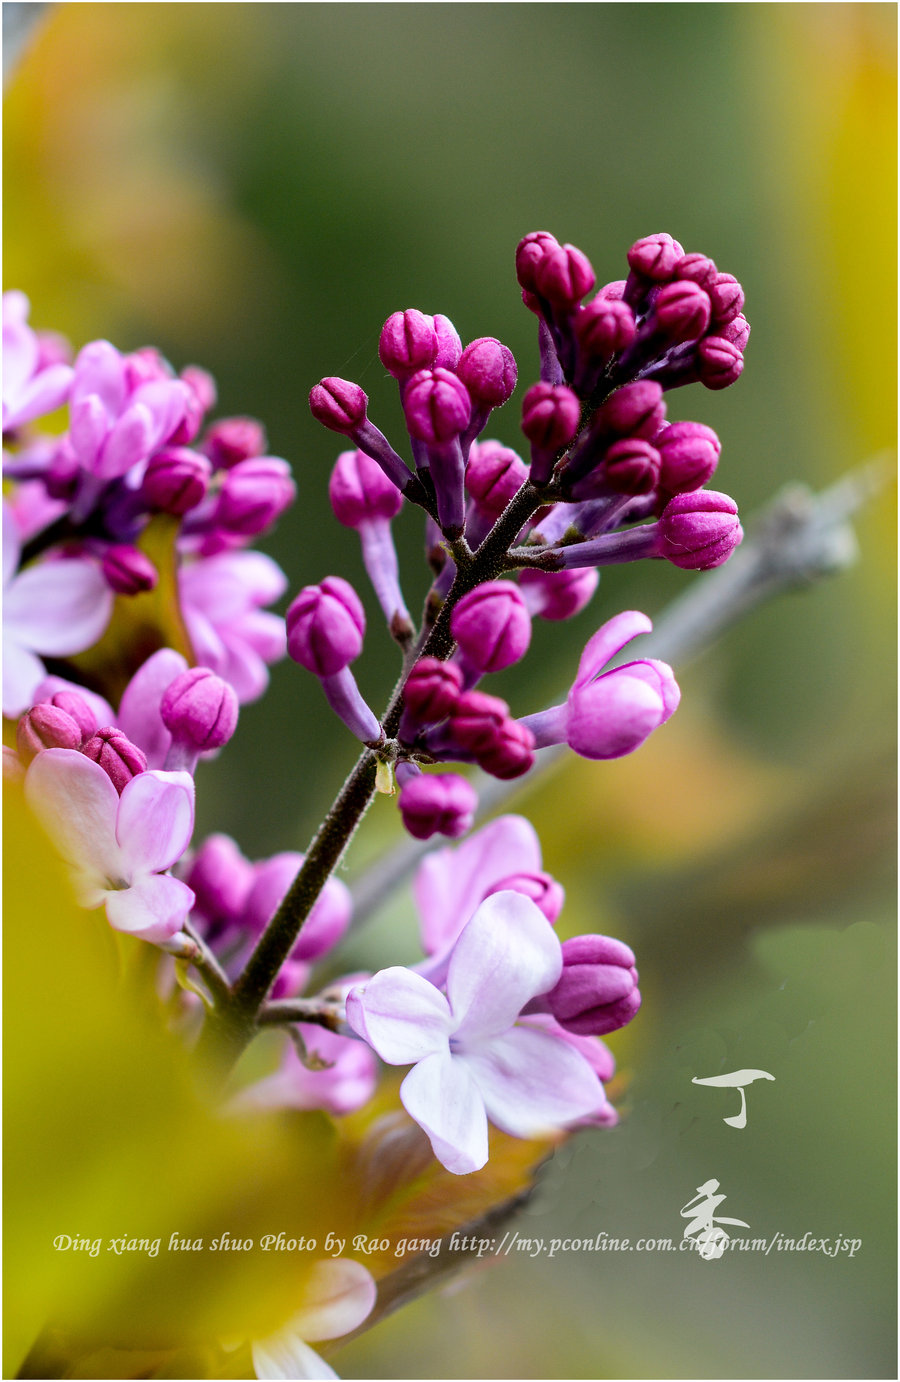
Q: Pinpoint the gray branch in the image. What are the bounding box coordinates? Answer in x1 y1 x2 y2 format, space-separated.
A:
348 457 891 925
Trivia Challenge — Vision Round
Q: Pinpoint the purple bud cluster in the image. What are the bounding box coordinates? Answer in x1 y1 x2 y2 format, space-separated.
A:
302 230 747 842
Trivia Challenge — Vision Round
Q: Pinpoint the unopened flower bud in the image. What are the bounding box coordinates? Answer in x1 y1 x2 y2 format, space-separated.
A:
45 690 98 741
309 377 368 435
515 231 559 293
215 457 296 535
651 280 711 343
478 718 535 779
398 770 478 841
286 576 366 676
449 691 509 752
656 490 743 569
674 252 718 292
433 314 463 370
719 313 751 351
456 338 518 407
180 364 217 414
465 441 528 518
378 309 439 379
160 667 239 750
656 421 720 496
186 833 254 925
697 336 744 390
546 934 641 1035
535 243 596 307
142 446 212 514
329 449 403 527
403 367 471 443
595 380 665 441
483 870 564 923
82 727 147 792
708 272 744 326
574 296 636 361
17 704 82 762
403 657 464 726
519 567 599 622
521 382 581 451
101 544 159 595
451 581 532 673
601 438 661 495
626 233 682 282
202 416 267 469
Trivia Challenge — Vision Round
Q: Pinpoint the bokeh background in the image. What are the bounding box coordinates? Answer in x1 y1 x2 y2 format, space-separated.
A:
4 4 896 1378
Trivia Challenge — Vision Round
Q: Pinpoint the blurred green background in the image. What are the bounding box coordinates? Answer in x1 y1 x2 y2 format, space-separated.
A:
4 3 896 1377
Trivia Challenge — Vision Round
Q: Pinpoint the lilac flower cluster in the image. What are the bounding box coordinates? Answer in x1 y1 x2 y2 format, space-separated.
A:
5 229 747 1185
301 229 746 841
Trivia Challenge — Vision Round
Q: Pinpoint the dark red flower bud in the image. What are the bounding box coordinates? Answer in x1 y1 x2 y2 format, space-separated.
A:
82 727 147 793
101 544 159 595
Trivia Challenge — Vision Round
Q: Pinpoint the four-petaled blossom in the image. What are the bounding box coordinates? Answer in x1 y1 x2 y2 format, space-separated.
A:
251 1258 376 1380
347 892 606 1174
2 291 73 431
2 503 113 717
25 748 195 946
179 549 288 703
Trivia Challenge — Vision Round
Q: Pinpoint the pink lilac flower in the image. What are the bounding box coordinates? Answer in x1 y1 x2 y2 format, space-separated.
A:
2 292 73 432
179 549 288 704
2 502 113 717
24 748 195 947
68 339 188 480
347 891 604 1174
233 1025 377 1118
250 1258 376 1381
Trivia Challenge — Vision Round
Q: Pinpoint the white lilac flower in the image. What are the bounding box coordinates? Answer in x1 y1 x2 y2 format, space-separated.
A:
251 1258 376 1380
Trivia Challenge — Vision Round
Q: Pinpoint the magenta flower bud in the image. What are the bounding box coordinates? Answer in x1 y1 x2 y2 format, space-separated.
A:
215 456 296 535
534 243 596 307
465 441 528 518
451 580 532 673
329 448 403 527
483 870 564 923
101 544 159 596
521 382 581 484
674 252 718 292
656 490 743 569
309 377 368 435
449 690 510 752
379 309 439 379
574 296 636 361
478 718 536 780
286 576 366 677
626 233 682 282
651 280 711 343
515 231 559 293
403 367 471 444
597 279 627 302
546 934 641 1036
596 380 665 441
202 416 267 469
708 272 744 326
404 656 464 726
142 446 212 514
433 315 463 370
719 313 751 351
82 727 147 793
456 338 518 408
519 567 599 622
160 667 239 751
601 438 661 496
656 421 720 496
698 336 744 390
186 833 254 925
181 364 217 414
45 690 98 742
16 704 82 762
398 770 478 841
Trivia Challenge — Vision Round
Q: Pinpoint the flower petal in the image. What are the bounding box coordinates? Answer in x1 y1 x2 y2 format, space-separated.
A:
2 639 46 718
346 968 452 1065
400 1050 488 1175
115 770 195 875
448 891 562 1044
7 363 74 430
25 749 122 882
104 873 195 944
117 647 188 767
574 609 652 688
5 557 113 656
462 1025 606 1137
413 814 542 954
252 1334 336 1380
3 501 22 587
290 1259 377 1342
